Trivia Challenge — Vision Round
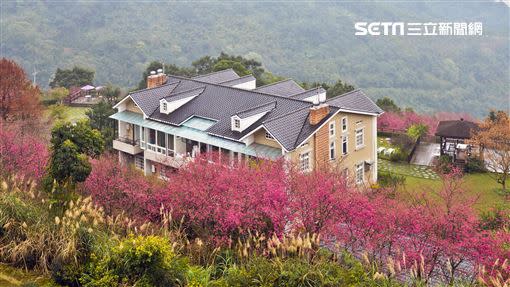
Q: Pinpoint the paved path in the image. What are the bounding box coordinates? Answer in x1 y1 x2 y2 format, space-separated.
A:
411 142 440 166
379 159 439 180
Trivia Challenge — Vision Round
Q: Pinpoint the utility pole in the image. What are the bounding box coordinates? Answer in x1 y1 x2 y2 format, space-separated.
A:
32 66 39 87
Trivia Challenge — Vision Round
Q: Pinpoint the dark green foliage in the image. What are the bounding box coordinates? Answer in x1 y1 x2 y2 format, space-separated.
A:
4 2 507 117
392 134 415 152
464 157 486 174
378 172 406 188
376 97 401 113
479 207 507 231
48 140 91 184
50 121 104 158
101 84 121 105
437 155 453 174
49 66 94 89
137 61 196 90
213 59 250 76
86 101 116 151
388 149 409 162
325 79 355 99
48 120 104 185
137 52 280 90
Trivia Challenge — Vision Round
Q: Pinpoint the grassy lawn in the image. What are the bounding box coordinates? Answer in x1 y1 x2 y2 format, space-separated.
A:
0 264 56 286
43 105 90 123
379 157 509 212
400 173 509 213
379 159 439 179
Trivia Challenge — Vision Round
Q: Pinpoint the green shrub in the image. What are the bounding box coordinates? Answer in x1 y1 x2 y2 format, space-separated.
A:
464 157 486 173
437 155 453 174
406 124 428 140
388 149 408 162
82 235 189 287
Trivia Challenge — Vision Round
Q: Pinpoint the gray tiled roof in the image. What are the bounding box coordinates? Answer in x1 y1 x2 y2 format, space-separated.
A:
121 71 381 151
435 120 479 139
326 89 383 114
263 106 339 150
290 87 327 101
164 86 205 101
130 81 179 115
219 75 256 87
192 69 240 84
254 79 305 97
235 101 277 119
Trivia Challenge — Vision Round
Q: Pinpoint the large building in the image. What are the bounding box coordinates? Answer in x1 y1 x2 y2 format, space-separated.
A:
111 69 383 184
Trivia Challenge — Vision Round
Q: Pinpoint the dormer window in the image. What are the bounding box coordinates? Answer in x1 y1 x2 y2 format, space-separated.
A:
162 102 167 111
231 101 277 132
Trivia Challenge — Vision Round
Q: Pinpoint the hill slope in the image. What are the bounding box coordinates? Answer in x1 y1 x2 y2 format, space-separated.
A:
1 1 508 117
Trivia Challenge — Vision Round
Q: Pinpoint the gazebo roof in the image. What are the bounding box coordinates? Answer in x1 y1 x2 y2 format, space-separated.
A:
81 85 95 91
435 119 479 139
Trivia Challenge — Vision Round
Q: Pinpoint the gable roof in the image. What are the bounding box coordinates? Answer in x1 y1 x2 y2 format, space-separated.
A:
290 87 327 101
326 89 383 115
114 70 381 151
163 86 205 102
129 81 180 115
219 75 256 87
234 101 277 119
192 69 240 84
435 120 479 139
254 79 305 97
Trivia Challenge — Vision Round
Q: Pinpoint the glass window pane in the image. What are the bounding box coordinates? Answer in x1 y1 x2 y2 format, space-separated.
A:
149 129 156 144
157 131 166 147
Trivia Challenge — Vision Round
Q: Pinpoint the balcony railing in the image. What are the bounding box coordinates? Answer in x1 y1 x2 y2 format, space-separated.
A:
141 140 175 157
116 136 140 146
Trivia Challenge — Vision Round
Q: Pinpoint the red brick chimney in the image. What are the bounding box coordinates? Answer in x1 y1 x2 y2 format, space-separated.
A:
147 69 167 89
309 104 330 125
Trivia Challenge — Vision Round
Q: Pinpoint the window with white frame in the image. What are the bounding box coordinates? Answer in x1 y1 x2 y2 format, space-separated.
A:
342 135 348 155
355 163 364 184
329 122 335 137
162 102 167 111
299 152 310 171
341 117 347 132
355 128 364 149
265 131 274 140
329 141 336 160
234 119 241 129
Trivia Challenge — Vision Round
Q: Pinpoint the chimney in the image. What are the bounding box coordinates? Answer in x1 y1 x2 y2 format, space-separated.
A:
147 69 167 89
309 104 330 125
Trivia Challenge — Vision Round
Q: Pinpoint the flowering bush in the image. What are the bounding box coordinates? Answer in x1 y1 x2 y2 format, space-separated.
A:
80 156 509 284
0 127 49 191
160 155 289 240
80 155 164 221
378 111 475 136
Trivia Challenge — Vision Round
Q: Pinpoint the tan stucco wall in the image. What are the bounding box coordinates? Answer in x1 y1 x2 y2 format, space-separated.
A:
125 98 143 114
253 128 282 149
286 112 377 182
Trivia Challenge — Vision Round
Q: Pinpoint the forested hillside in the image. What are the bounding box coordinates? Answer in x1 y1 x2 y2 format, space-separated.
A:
1 1 508 117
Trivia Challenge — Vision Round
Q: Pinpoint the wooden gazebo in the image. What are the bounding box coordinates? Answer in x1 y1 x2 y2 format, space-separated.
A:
435 119 479 163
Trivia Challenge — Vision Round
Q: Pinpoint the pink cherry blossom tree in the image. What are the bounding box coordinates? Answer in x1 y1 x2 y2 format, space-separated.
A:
0 127 49 191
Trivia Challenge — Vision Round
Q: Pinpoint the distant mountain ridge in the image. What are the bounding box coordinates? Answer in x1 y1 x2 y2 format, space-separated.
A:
1 1 508 117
